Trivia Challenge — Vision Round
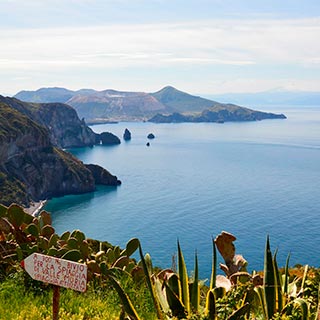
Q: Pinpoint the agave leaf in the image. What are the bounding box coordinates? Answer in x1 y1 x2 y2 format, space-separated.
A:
273 250 283 312
316 283 320 320
264 235 276 319
255 279 267 319
283 253 290 297
190 251 199 313
227 302 250 320
294 298 309 320
177 240 190 313
205 289 216 320
153 277 170 314
108 275 141 320
164 281 187 319
210 237 217 290
244 288 261 318
299 265 308 297
167 273 181 299
282 298 309 320
138 242 163 319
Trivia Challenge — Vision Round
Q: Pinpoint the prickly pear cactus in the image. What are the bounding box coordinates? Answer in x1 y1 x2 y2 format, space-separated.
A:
215 231 248 278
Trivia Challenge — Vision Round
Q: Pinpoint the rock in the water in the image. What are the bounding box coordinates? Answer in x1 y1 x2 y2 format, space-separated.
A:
123 128 131 141
146 142 150 147
99 132 121 145
147 133 155 139
85 164 121 186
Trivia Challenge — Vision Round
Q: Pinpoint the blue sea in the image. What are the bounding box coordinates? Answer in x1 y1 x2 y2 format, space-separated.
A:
44 106 320 278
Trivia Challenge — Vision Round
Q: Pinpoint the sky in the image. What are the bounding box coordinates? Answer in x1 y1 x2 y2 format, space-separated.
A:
0 0 320 96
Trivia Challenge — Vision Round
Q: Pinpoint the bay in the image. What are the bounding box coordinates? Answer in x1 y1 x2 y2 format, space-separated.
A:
45 106 320 278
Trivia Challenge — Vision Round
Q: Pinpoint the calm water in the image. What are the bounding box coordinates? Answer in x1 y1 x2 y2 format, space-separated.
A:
45 106 320 278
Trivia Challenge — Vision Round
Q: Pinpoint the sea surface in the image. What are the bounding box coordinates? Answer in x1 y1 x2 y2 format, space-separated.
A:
45 106 320 278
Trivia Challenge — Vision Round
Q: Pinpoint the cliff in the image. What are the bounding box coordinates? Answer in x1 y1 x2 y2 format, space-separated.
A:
0 95 98 148
0 103 120 207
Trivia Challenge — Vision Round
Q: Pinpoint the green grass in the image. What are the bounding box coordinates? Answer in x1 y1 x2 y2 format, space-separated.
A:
0 271 157 320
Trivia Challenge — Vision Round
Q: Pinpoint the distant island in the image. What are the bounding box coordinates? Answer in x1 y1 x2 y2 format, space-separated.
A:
149 104 286 123
14 86 286 123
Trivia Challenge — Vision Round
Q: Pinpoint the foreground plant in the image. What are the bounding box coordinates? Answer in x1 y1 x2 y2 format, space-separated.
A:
1 203 318 319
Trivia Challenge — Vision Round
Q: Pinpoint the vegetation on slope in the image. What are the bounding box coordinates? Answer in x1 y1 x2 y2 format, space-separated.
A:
0 102 49 144
0 203 319 319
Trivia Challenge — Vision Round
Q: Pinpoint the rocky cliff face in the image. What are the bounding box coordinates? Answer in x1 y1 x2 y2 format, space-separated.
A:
0 96 98 148
0 103 120 207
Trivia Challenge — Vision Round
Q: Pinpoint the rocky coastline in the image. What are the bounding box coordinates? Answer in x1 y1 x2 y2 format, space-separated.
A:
0 98 121 208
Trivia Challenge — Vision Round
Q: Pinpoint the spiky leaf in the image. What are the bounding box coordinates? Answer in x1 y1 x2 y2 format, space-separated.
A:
210 237 217 290
190 251 199 312
138 242 163 319
108 275 141 320
227 302 250 320
205 290 216 320
177 240 190 313
264 235 276 319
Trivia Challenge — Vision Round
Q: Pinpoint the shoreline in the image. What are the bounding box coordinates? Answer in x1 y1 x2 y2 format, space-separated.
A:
24 200 47 217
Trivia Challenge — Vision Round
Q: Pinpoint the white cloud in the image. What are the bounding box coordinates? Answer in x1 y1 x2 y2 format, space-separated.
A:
0 17 320 93
1 18 319 69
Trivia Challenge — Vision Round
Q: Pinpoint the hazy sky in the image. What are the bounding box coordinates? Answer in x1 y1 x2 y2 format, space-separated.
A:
1 0 319 95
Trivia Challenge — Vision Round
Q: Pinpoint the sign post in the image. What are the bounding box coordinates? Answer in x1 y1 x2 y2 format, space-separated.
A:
21 253 87 319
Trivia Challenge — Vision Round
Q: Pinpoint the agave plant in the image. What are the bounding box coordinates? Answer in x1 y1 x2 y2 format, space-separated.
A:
253 236 310 320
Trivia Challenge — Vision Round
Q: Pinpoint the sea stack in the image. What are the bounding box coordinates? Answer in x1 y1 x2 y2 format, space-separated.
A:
100 132 121 145
123 128 131 141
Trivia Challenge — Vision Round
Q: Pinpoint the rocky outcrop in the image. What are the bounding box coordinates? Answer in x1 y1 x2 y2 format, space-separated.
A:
147 133 155 139
85 164 121 186
0 95 98 148
99 132 121 145
0 103 120 207
123 128 131 141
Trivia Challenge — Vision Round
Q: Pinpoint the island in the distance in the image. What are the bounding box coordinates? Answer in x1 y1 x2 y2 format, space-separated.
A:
149 104 286 123
14 86 286 123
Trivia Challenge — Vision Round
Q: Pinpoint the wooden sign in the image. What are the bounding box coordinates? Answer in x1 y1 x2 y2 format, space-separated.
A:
21 252 87 292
